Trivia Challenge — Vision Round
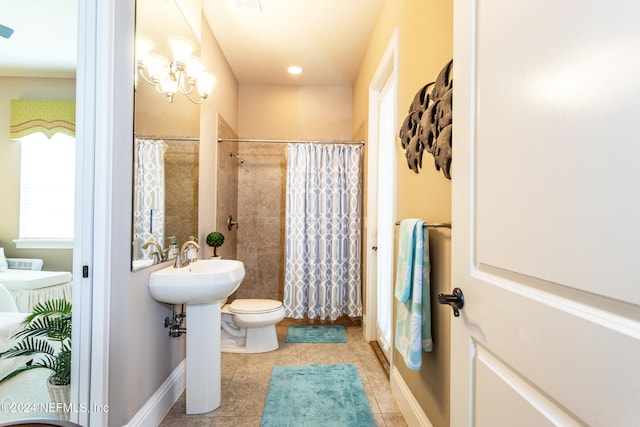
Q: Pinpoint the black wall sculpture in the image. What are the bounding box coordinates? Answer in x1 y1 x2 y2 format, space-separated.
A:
399 59 453 179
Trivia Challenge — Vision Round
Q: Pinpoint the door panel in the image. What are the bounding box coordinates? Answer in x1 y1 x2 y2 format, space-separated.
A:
452 1 640 426
474 0 640 304
475 344 579 427
464 270 640 425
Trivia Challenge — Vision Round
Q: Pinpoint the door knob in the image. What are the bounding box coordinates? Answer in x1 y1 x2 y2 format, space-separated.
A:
437 287 464 317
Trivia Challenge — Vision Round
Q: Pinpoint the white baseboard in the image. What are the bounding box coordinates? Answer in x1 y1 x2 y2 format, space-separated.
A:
123 359 185 427
363 313 376 341
390 366 434 427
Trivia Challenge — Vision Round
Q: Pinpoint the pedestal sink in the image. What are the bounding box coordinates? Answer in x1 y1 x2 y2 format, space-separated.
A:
149 259 245 414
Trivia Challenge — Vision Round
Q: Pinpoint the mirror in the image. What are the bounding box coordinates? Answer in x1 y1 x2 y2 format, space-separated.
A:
131 0 201 270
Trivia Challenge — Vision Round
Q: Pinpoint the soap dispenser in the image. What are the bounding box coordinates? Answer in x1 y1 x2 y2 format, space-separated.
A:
167 236 178 260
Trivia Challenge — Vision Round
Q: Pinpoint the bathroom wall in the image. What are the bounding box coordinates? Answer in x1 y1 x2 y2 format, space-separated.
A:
236 84 352 302
216 115 239 262
104 4 239 424
198 13 240 261
134 80 199 137
0 77 75 272
353 0 453 426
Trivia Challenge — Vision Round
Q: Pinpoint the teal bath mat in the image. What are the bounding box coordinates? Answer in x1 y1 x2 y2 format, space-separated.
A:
261 363 376 427
285 325 347 343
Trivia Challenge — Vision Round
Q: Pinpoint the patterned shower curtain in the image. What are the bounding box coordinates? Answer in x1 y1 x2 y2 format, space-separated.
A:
283 143 363 321
133 139 165 261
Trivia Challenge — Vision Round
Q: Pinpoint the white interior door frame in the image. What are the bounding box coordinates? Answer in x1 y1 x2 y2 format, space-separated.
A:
72 0 127 425
365 29 399 343
71 0 98 425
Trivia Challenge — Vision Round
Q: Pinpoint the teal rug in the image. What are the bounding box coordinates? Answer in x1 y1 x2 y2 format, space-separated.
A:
285 325 347 343
261 363 376 427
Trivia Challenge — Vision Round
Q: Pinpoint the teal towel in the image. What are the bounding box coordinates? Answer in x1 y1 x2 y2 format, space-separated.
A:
394 219 433 370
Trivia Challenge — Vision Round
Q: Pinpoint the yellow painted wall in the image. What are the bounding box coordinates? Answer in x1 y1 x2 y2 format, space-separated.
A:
353 1 453 426
238 84 352 140
0 77 75 272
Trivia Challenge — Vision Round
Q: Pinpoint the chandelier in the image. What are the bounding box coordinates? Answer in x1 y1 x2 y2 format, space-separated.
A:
136 36 215 104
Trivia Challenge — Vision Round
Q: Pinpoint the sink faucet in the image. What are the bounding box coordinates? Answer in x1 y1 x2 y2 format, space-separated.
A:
142 240 164 263
174 240 200 268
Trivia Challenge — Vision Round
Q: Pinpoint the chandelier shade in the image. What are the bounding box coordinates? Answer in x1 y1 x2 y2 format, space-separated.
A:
136 35 213 104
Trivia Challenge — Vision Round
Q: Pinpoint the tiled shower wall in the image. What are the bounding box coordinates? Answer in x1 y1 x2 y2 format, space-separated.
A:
235 144 287 301
216 114 287 302
216 115 239 262
165 140 199 246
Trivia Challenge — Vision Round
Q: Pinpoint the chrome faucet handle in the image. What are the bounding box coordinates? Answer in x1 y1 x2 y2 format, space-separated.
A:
180 240 201 253
142 240 165 262
174 240 201 268
149 251 161 263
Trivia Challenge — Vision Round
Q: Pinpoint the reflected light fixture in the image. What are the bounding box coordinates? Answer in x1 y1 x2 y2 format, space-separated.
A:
288 66 303 75
136 35 215 104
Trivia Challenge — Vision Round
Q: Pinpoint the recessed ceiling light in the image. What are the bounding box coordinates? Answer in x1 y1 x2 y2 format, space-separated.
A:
234 0 262 10
288 66 303 75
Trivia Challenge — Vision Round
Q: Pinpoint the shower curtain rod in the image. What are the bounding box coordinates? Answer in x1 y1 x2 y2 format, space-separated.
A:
217 137 364 146
135 135 199 141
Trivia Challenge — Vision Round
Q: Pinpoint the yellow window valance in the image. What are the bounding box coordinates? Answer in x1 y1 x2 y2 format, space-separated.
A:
10 99 76 139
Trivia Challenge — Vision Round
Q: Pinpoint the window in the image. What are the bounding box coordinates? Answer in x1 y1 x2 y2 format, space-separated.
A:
17 132 75 247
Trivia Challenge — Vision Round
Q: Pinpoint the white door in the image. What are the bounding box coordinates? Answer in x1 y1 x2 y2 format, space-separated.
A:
365 30 398 357
451 1 640 426
374 76 397 359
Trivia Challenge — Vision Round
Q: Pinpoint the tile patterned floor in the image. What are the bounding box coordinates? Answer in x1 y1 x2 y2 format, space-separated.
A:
160 322 408 426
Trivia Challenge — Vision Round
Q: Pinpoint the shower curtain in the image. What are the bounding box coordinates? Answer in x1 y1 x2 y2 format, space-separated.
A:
133 138 165 261
283 143 363 321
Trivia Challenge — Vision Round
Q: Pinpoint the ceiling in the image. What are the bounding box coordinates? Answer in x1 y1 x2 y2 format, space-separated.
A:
0 0 383 86
0 0 77 78
202 0 383 86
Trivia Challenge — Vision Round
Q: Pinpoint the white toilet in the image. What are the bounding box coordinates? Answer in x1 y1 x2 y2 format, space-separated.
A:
220 298 285 353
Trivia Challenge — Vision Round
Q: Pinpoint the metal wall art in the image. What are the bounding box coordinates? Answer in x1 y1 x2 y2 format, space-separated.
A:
398 59 453 179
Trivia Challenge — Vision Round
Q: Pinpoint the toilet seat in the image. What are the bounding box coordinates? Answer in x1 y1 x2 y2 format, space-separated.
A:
222 298 285 330
229 298 282 314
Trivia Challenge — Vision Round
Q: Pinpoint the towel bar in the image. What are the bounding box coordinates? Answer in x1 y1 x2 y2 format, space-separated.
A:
394 221 451 229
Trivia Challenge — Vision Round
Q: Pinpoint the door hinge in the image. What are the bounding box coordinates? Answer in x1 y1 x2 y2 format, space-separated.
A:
82 265 89 278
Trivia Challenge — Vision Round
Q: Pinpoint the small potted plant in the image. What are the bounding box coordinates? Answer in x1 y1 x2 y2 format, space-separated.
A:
0 299 72 420
206 231 225 258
